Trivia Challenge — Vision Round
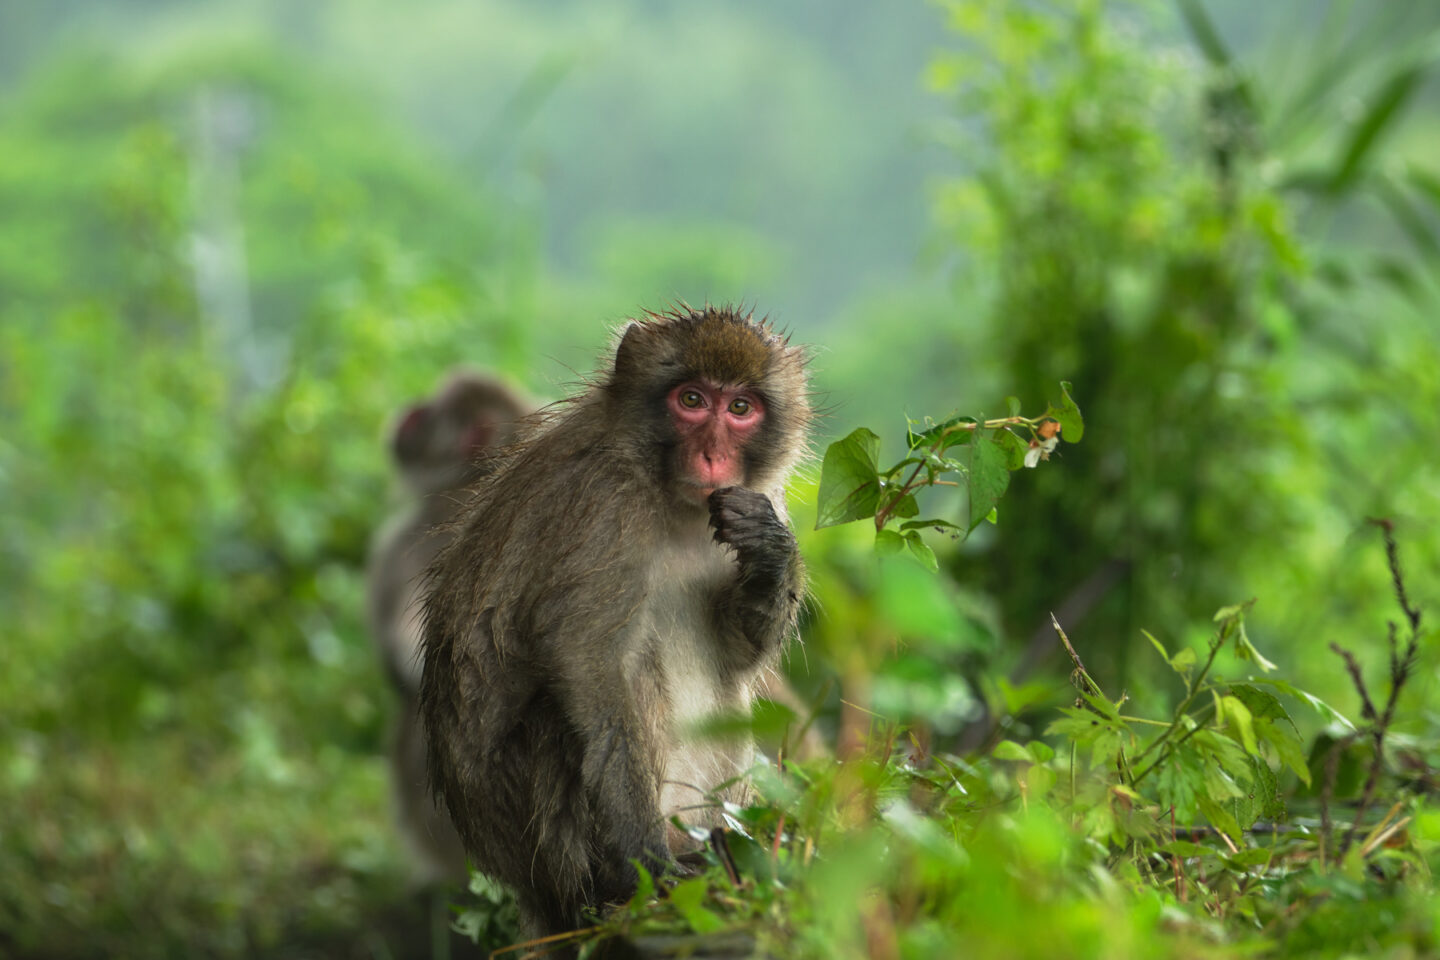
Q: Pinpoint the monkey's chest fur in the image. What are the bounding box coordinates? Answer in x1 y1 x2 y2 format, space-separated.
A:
636 530 762 846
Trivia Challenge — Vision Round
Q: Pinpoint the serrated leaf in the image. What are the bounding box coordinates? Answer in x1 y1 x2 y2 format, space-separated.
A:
967 429 1011 531
1231 684 1310 786
904 530 938 572
815 428 882 528
1248 678 1356 732
1197 796 1244 845
1228 684 1289 722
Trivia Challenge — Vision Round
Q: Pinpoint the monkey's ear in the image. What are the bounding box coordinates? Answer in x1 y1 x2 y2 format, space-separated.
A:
612 322 651 381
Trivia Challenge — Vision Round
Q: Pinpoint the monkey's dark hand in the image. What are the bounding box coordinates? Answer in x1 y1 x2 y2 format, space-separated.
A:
708 487 797 588
708 488 802 670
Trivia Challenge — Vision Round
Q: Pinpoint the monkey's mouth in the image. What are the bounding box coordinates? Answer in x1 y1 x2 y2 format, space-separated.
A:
680 483 717 505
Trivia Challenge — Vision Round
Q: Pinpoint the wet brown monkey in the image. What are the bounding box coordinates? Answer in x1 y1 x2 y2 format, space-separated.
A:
420 306 811 937
366 370 531 885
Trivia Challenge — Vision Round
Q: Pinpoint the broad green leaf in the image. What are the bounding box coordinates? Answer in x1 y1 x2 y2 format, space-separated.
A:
875 528 905 556
904 530 938 572
815 428 881 528
992 740 1035 762
888 492 920 519
993 426 1029 469
967 429 1011 531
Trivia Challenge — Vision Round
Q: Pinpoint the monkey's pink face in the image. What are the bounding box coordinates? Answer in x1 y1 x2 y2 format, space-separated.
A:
667 381 765 503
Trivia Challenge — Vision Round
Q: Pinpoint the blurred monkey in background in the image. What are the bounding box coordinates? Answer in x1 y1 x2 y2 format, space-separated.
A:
367 370 532 885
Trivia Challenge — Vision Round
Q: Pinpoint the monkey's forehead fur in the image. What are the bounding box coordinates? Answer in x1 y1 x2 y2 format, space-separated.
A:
608 305 809 401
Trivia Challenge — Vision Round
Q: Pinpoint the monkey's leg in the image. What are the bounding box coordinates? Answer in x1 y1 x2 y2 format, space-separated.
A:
707 487 804 674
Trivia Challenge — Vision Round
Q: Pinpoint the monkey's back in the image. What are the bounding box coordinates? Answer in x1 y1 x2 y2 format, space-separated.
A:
419 399 662 923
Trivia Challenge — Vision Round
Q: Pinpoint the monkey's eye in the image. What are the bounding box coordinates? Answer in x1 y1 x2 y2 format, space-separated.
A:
728 398 752 416
679 390 705 409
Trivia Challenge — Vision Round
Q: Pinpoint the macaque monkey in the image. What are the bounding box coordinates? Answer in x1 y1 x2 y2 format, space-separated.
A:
420 306 811 937
367 370 531 885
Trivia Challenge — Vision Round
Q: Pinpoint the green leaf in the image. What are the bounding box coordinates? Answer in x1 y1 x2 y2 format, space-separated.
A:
875 528 905 556
889 492 920 519
1330 63 1425 195
992 740 1035 762
1227 684 1289 722
993 426 1029 470
899 517 960 532
904 530 938 573
815 428 882 528
967 429 1011 531
908 415 977 450
1246 678 1355 732
1233 620 1277 672
1005 395 1021 418
1220 696 1259 756
668 876 724 934
629 860 656 913
1158 840 1210 858
1225 847 1273 869
1197 796 1244 845
1143 629 1169 662
1043 381 1084 442
1231 684 1310 786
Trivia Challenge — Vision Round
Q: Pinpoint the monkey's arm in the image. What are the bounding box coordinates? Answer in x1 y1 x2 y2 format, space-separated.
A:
707 487 804 677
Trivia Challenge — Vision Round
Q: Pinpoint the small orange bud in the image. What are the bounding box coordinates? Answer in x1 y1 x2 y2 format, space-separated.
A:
1037 419 1061 440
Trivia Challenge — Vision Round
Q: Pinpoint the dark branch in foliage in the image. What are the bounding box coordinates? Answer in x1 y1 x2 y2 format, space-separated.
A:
1326 520 1424 858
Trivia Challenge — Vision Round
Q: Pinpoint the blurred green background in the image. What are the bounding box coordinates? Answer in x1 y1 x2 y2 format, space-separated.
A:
2 1 1437 956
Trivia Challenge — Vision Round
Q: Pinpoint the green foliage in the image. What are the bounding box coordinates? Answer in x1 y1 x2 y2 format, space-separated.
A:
0 42 535 957
815 384 1081 549
926 0 1440 707
555 529 1436 960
